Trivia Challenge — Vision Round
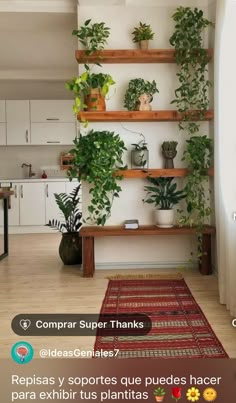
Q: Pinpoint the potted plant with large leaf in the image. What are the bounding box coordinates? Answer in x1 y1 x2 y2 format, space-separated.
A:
68 130 127 226
47 185 82 265
143 177 186 228
72 19 110 55
124 78 159 111
66 71 115 113
132 22 155 49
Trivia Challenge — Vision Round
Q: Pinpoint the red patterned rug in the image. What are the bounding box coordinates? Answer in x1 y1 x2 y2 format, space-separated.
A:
94 278 228 358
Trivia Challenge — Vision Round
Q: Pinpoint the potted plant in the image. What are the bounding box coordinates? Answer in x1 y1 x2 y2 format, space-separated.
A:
47 185 82 265
162 141 178 169
68 130 127 226
124 78 159 111
66 71 115 113
153 388 166 402
132 22 154 49
131 134 149 169
72 19 110 55
143 177 186 228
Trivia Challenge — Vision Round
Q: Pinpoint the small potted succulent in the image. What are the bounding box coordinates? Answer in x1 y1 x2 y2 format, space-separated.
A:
66 71 115 113
143 177 186 228
72 19 110 55
124 78 159 111
132 21 155 49
153 387 166 402
47 185 82 265
162 141 178 169
131 134 149 169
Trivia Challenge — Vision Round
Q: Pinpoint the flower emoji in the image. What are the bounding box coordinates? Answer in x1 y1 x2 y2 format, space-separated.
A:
172 387 182 401
186 387 201 402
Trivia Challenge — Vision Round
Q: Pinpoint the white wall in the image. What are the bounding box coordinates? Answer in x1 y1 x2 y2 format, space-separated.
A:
78 3 212 268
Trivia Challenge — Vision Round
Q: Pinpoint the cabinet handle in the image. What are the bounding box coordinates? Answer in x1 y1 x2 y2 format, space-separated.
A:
47 141 60 144
46 184 49 198
20 185 23 198
26 129 29 143
46 118 60 121
14 185 17 198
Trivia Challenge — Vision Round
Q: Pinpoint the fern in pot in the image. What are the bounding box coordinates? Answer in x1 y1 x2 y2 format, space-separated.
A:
47 185 82 265
143 177 186 228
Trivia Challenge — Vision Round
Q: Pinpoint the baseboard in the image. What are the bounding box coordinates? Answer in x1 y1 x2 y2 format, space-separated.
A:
95 261 198 270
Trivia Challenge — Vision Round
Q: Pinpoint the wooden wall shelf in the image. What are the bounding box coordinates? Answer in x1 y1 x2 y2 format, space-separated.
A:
115 168 214 178
76 49 213 64
78 110 214 122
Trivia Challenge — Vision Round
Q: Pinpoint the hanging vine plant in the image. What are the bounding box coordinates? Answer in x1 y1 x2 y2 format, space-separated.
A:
169 7 214 256
169 6 214 134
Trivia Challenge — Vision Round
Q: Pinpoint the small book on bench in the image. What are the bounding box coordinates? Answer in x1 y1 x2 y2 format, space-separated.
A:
124 219 139 229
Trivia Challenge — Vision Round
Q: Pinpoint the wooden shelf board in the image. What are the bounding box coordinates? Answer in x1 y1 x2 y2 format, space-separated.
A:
115 168 214 178
80 224 216 237
78 110 214 122
76 49 213 64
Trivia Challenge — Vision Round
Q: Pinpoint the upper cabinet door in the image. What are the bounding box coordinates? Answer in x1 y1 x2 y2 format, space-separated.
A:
30 100 74 123
0 101 6 145
6 100 30 145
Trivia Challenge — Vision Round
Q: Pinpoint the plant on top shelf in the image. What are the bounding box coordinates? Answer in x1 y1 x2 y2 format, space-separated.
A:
67 130 127 226
72 19 110 55
66 70 115 113
143 177 186 228
131 133 149 169
132 22 154 49
169 6 214 134
46 185 82 265
124 78 159 111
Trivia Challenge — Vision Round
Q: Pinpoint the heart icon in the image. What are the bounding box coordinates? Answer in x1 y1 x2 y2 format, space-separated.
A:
19 319 31 331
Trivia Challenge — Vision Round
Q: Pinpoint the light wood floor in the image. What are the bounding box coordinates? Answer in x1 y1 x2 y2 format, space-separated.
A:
0 234 235 358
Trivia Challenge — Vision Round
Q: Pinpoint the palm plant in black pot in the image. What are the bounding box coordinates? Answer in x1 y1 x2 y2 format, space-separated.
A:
47 185 82 265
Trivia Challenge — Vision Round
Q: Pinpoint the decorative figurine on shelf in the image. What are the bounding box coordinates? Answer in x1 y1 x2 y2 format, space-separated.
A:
138 93 152 111
161 141 178 169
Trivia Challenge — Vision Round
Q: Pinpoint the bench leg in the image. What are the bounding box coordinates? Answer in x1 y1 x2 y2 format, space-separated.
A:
82 236 95 277
199 233 212 275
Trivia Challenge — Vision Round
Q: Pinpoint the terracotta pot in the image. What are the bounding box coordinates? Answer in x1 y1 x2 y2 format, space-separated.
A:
59 232 82 265
155 209 174 228
155 396 165 402
84 88 106 111
139 40 149 49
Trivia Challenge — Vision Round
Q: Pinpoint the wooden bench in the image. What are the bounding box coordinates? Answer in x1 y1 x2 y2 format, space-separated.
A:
80 225 216 277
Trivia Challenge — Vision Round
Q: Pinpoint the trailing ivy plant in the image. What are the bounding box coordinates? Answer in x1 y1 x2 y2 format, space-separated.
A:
72 19 110 55
169 7 214 134
67 130 127 226
124 78 159 111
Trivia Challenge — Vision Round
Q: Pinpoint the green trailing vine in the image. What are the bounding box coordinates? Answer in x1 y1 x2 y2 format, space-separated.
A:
67 130 127 226
169 7 214 134
170 7 214 260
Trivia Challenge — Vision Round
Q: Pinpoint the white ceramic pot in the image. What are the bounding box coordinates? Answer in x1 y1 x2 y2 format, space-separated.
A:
155 209 174 228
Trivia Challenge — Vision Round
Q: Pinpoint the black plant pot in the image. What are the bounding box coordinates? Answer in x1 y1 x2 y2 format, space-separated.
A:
59 232 82 265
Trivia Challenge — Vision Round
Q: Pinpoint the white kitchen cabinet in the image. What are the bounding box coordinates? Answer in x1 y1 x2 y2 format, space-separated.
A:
30 122 76 145
19 182 45 226
6 101 30 145
0 101 6 145
0 183 20 226
45 182 66 224
30 100 74 123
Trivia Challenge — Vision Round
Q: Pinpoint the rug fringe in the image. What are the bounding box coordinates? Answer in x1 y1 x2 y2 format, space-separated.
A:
106 273 183 280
